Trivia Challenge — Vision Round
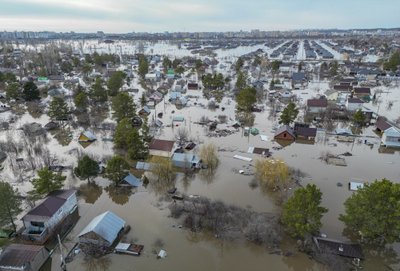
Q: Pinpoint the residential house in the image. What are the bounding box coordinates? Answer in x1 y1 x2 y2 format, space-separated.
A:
353 87 371 100
78 131 97 142
313 237 363 261
169 91 182 103
78 211 125 248
307 98 328 113
149 91 163 103
119 173 142 187
295 126 317 141
22 190 77 244
0 244 49 271
375 116 392 133
138 106 151 117
166 69 175 79
187 82 199 90
381 127 400 148
171 152 202 169
149 139 175 157
291 72 306 89
333 84 353 92
274 125 295 141
346 98 364 112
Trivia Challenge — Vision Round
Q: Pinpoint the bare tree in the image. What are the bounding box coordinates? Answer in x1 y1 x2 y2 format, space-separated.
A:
174 127 189 147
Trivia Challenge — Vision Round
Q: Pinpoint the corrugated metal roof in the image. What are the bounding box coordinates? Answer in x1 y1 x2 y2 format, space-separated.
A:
0 244 48 268
122 173 142 187
78 211 125 244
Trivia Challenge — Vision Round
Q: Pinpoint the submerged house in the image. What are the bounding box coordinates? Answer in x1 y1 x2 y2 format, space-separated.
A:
22 190 77 244
274 125 295 141
149 139 175 157
78 131 97 142
119 173 142 187
295 126 317 141
0 244 49 271
78 211 125 248
171 152 202 169
381 127 400 148
313 237 364 261
306 98 328 113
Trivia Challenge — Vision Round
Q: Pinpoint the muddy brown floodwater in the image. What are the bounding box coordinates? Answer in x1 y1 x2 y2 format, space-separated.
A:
46 91 400 271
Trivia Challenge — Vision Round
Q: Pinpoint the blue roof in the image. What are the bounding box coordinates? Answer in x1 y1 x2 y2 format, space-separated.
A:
136 162 152 170
173 115 184 122
172 153 201 164
122 173 142 187
170 92 182 100
78 211 125 244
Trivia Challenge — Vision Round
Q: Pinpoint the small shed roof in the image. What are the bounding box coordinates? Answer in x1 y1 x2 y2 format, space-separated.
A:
122 173 142 187
82 131 97 141
314 237 364 259
78 211 125 244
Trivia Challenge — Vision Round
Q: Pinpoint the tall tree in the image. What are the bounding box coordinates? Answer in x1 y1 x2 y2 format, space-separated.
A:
74 91 89 112
352 109 366 127
0 181 23 233
236 87 257 112
89 77 107 103
138 55 149 78
114 118 133 148
235 57 244 72
5 82 21 100
31 168 66 197
111 92 136 122
282 184 328 239
339 179 400 245
105 156 130 185
141 117 152 143
107 71 126 96
48 97 69 121
279 102 299 125
23 81 40 101
235 71 247 90
74 155 99 182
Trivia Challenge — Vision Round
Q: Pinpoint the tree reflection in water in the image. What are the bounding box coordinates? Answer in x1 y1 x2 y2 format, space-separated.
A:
148 172 176 195
83 255 111 271
199 168 217 184
78 182 103 204
104 185 132 205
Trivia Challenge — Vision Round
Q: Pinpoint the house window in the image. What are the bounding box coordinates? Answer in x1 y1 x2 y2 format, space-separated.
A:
283 133 287 138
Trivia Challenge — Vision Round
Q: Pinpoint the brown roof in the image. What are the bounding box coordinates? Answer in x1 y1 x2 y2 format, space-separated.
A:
333 85 352 91
23 189 76 219
347 98 364 104
149 139 175 152
314 237 364 259
353 87 370 94
307 99 328 107
375 116 392 131
274 125 295 138
296 127 317 137
0 244 48 268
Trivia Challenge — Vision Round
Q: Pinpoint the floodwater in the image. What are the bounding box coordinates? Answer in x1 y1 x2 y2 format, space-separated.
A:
1 40 399 270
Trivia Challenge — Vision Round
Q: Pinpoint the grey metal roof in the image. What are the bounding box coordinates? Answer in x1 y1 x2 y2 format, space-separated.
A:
78 211 125 244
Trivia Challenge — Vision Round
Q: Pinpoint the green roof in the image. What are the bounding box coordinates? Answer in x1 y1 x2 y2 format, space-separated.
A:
167 69 175 74
38 77 48 81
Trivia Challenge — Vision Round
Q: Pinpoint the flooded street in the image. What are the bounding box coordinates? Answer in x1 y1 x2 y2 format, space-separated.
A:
1 40 399 271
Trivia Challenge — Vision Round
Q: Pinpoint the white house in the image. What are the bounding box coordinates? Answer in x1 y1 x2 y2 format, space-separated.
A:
22 190 77 244
381 127 400 148
346 98 364 112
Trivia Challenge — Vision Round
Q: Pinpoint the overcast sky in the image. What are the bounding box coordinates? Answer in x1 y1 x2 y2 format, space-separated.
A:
0 0 399 32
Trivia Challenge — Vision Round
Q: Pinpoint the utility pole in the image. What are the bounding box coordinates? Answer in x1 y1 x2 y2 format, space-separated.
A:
58 234 67 271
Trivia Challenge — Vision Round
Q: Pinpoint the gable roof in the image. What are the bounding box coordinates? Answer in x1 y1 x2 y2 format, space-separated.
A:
347 98 364 104
296 126 317 137
314 237 364 259
149 139 175 152
78 211 125 244
384 126 400 137
307 98 328 107
23 190 76 219
0 244 48 268
353 87 371 94
274 125 295 138
375 116 392 131
122 173 142 187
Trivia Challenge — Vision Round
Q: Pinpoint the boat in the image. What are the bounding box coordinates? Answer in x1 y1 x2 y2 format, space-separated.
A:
115 242 144 256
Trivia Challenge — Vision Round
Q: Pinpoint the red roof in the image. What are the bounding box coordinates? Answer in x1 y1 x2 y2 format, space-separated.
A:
149 139 175 152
